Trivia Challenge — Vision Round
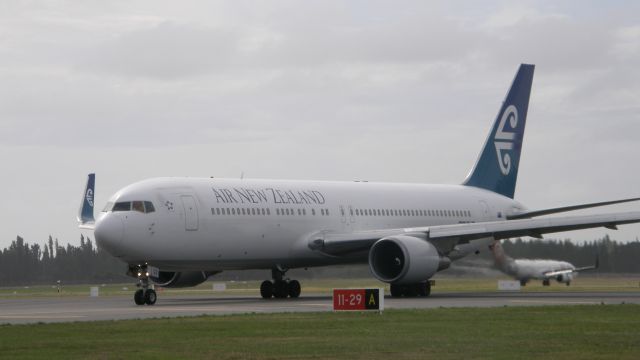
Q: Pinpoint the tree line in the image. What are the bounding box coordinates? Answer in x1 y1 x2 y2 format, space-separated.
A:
0 235 128 286
0 234 639 286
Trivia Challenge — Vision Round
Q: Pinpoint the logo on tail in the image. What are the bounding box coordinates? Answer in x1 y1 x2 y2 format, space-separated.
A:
86 188 94 207
494 105 519 175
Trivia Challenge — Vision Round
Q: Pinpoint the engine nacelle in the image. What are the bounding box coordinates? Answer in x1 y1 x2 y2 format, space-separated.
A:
368 235 446 284
150 271 216 288
556 273 574 284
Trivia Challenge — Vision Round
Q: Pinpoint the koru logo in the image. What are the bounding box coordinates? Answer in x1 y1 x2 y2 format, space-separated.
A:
494 105 518 175
85 189 94 207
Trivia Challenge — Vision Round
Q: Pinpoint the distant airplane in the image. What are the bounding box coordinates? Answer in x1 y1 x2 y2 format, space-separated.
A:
78 64 640 305
489 241 598 286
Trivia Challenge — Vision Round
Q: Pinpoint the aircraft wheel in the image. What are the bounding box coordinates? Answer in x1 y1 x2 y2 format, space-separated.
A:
260 280 273 299
542 279 550 286
390 284 402 298
134 289 145 305
288 280 301 298
144 289 157 305
419 282 431 297
404 285 418 297
273 280 289 298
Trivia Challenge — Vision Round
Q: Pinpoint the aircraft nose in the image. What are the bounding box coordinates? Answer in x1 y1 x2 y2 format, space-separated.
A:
95 214 124 256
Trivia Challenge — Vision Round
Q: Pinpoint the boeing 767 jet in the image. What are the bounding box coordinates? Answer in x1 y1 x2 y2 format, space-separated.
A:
78 64 640 305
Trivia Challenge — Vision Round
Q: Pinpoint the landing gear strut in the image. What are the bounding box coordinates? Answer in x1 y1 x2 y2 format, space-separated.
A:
130 264 157 306
390 281 431 298
260 267 301 299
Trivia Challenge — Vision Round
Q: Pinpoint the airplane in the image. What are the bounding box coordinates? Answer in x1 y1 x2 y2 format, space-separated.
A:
78 64 640 305
489 240 598 286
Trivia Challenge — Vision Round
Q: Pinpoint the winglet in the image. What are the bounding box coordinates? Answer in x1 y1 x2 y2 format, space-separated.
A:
78 173 95 226
463 64 535 199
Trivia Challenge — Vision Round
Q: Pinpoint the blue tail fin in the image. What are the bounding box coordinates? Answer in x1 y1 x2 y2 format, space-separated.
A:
463 64 535 199
78 173 95 224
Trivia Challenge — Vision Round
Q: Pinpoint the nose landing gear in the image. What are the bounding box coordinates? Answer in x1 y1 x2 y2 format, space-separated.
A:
129 264 157 305
260 267 301 299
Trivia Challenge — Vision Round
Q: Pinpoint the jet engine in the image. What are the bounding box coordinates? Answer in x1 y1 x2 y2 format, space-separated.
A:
368 235 448 284
556 273 574 284
150 271 217 288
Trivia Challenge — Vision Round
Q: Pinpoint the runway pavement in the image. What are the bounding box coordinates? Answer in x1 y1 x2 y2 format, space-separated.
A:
1 291 639 324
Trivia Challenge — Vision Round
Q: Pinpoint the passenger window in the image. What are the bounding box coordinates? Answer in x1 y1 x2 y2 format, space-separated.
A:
312 208 316 216
326 209 330 216
112 202 131 212
216 208 221 215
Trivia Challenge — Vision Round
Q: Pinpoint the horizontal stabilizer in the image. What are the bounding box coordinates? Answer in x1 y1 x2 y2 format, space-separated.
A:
507 197 640 220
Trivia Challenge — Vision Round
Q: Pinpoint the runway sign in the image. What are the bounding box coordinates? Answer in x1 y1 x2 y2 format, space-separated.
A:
498 280 521 291
212 283 227 291
89 287 99 297
333 288 384 312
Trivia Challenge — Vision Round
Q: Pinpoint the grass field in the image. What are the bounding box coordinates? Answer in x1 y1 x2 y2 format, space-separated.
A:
1 275 639 298
0 305 638 359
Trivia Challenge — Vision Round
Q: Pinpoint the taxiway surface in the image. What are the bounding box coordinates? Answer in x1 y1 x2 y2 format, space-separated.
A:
1 291 639 324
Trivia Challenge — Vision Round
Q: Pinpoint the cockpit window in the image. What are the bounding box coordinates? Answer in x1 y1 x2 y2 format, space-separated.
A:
112 202 131 212
110 201 155 213
102 202 114 212
144 201 155 213
132 201 145 213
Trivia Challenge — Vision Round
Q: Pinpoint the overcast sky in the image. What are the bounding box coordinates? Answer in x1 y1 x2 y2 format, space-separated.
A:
1 1 639 250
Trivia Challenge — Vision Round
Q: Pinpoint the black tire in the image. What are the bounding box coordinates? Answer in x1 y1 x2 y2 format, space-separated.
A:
273 280 289 298
260 280 273 299
144 289 157 305
288 280 301 298
418 282 431 297
390 284 402 298
542 279 550 286
404 285 418 297
134 289 145 305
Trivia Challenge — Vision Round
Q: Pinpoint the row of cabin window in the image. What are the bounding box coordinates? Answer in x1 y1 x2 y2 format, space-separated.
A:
212 207 270 216
353 208 471 218
211 207 331 216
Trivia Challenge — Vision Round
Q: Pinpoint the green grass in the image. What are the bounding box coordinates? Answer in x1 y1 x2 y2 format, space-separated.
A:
2 276 639 298
0 305 639 359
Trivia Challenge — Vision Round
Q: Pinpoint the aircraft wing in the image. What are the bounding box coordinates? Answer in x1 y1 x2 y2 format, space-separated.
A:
309 211 640 256
543 269 575 277
507 197 640 220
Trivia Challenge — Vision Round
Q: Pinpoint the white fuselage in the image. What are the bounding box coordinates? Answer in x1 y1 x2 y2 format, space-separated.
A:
95 177 525 271
506 259 576 281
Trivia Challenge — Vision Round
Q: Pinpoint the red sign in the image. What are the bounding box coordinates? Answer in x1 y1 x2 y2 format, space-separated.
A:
333 288 383 311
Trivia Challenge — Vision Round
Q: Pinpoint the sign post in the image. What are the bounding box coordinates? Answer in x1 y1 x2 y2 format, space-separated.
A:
333 288 384 313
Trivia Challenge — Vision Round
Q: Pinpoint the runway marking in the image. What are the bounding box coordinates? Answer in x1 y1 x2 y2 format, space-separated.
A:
0 315 86 319
509 300 599 305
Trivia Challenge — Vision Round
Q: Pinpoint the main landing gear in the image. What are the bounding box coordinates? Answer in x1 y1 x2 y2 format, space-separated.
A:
260 267 301 299
390 281 431 298
129 264 157 306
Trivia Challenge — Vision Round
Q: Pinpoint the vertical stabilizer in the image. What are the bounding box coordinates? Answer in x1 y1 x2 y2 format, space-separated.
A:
463 64 535 199
78 173 95 224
